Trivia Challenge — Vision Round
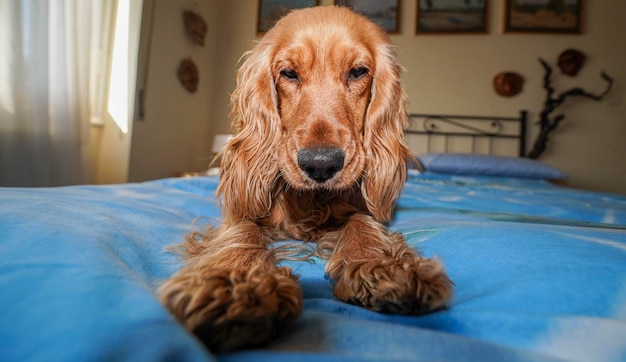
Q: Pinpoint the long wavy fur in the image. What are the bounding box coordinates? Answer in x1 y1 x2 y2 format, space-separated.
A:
159 7 451 352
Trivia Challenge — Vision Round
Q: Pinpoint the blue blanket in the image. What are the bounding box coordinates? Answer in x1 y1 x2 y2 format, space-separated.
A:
1 174 625 361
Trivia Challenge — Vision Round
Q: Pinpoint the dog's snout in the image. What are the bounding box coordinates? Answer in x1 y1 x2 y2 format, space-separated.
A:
297 147 345 183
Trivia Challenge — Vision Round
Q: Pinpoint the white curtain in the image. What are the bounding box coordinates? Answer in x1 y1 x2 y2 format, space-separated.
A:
0 0 115 186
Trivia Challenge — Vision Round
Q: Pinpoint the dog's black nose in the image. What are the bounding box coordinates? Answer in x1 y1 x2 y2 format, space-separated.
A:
297 147 345 183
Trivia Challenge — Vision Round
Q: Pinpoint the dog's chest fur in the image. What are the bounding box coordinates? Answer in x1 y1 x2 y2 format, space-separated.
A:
266 183 368 242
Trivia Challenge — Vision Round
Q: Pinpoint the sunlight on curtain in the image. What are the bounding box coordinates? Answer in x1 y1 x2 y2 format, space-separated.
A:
108 0 130 134
0 1 16 115
0 0 115 186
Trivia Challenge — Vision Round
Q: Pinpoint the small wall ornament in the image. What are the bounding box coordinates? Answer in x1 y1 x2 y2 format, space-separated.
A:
178 58 199 93
557 48 586 76
493 72 525 97
183 10 207 46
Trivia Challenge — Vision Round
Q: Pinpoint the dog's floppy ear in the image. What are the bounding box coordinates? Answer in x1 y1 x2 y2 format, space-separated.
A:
361 43 411 223
217 41 282 222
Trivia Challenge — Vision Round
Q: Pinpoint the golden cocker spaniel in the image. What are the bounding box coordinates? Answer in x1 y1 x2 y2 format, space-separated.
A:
159 6 453 351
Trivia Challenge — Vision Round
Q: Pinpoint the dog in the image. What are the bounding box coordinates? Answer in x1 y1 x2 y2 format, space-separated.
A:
159 6 453 352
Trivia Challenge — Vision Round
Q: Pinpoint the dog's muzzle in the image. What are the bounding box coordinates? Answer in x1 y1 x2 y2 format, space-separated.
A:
297 147 345 183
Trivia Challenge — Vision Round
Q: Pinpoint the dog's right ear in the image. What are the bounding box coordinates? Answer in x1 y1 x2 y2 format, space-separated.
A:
361 40 410 223
217 42 282 222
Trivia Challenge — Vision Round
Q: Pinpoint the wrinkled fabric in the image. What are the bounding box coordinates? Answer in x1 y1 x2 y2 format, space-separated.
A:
1 174 625 362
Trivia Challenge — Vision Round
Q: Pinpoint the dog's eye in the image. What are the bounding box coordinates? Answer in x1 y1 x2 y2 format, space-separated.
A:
349 67 368 80
280 69 299 81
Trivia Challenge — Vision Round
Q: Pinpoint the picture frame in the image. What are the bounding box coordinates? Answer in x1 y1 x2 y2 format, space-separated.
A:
504 0 582 34
416 0 488 34
257 0 319 34
335 0 401 34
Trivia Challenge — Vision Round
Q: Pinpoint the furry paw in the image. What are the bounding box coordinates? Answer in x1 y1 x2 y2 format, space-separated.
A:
333 256 453 314
158 265 302 351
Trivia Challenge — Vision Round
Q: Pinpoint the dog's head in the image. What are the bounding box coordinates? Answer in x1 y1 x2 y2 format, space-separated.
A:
221 6 410 222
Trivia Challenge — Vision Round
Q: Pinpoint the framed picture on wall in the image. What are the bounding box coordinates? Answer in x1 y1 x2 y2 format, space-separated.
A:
335 0 400 33
257 0 319 34
416 0 488 34
504 0 582 33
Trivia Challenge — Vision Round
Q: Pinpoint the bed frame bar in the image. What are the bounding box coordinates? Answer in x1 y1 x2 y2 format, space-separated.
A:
405 111 528 157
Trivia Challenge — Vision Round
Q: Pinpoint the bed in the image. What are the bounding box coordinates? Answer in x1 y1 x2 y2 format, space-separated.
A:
2 111 626 362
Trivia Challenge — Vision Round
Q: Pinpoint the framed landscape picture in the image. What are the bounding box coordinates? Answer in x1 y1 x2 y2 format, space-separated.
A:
335 0 400 33
504 0 582 33
257 0 319 34
416 0 488 34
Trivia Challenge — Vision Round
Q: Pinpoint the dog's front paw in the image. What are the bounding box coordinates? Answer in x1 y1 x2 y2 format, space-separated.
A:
333 256 453 314
158 266 302 352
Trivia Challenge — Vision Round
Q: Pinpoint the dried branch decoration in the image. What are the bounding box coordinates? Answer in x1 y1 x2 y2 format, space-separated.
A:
527 58 613 159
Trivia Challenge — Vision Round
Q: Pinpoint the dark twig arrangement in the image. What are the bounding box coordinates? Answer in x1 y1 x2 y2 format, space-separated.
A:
527 58 613 159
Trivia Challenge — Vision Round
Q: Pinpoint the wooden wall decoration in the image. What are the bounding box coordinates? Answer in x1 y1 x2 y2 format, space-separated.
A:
183 10 207 46
178 58 199 93
493 72 524 97
557 48 586 76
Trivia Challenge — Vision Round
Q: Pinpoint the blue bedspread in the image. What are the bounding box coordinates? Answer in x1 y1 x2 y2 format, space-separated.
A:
1 174 625 361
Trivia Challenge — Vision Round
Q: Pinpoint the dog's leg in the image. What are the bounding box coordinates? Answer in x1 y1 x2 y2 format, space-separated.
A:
323 213 453 314
158 220 302 351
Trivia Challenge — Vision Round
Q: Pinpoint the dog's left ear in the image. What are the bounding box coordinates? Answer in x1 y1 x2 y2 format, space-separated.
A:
362 44 411 223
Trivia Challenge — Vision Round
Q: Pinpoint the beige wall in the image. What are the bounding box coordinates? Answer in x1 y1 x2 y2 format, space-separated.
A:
206 1 626 195
127 0 219 181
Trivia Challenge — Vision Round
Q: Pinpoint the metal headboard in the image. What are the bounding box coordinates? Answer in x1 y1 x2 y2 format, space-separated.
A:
405 111 528 157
